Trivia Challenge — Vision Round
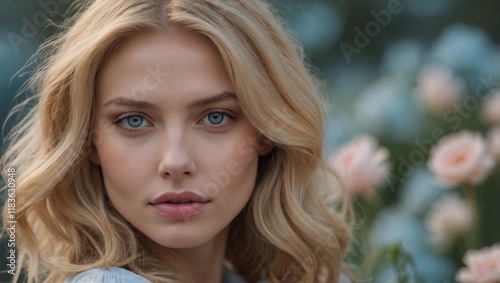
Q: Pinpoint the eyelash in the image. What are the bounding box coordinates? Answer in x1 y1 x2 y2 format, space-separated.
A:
113 113 153 134
198 109 238 129
113 109 238 134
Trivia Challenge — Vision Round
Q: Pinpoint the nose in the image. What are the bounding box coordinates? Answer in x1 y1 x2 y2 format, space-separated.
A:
157 128 195 179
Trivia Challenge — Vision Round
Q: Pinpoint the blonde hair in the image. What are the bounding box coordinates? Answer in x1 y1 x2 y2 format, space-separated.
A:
1 0 352 282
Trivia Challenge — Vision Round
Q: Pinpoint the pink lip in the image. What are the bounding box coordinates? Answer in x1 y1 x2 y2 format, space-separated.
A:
150 191 210 219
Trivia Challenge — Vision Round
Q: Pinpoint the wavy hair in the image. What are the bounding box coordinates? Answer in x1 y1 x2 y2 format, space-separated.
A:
1 0 352 282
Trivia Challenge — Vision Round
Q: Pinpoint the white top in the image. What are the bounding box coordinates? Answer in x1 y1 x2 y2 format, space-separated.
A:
66 266 349 282
65 266 248 283
65 267 151 283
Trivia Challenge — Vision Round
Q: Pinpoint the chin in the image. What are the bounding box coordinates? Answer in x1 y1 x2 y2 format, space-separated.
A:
152 230 218 249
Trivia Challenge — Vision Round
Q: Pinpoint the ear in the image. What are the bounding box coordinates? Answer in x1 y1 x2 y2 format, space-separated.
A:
258 138 272 156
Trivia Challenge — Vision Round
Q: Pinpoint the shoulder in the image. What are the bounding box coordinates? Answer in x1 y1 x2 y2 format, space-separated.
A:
338 272 354 283
65 267 152 283
222 266 268 283
222 266 246 283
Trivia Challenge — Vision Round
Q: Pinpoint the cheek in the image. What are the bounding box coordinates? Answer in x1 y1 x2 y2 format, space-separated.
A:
96 137 154 191
205 132 257 169
203 135 259 200
222 158 258 216
217 131 259 162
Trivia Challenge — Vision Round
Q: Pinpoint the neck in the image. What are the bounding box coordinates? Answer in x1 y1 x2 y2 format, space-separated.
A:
157 226 229 283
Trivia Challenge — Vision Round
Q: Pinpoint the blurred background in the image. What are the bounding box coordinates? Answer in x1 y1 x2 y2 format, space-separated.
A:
1 0 500 282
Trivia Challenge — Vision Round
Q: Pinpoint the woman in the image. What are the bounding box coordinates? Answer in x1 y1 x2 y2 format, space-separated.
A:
1 0 352 282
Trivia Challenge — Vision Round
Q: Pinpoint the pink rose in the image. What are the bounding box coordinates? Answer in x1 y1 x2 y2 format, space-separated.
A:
481 91 500 125
415 64 465 114
329 135 390 198
428 131 495 187
425 194 475 253
456 244 500 283
487 126 500 160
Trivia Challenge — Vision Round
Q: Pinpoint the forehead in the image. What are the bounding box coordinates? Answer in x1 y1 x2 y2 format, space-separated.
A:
98 28 222 76
94 29 235 106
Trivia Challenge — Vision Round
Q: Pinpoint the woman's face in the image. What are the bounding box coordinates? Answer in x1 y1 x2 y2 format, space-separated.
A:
91 30 269 249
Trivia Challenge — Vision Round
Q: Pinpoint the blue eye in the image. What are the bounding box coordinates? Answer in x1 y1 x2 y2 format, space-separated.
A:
206 112 227 125
125 115 146 128
116 114 151 131
199 110 236 128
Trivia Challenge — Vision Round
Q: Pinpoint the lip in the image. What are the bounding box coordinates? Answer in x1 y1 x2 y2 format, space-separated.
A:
150 191 210 219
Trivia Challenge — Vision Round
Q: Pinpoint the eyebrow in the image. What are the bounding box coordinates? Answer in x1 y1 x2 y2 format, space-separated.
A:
187 91 237 108
103 97 161 110
102 91 237 110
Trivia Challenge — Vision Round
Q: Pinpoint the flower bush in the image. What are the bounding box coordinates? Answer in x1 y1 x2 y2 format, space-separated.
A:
324 22 500 283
